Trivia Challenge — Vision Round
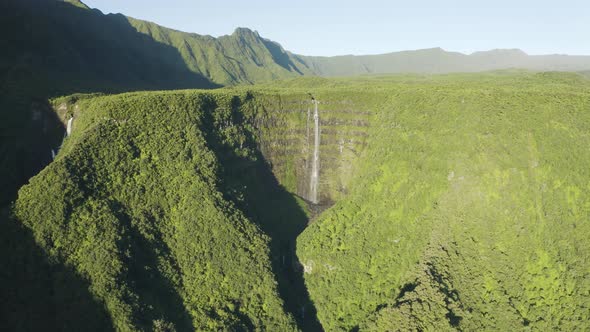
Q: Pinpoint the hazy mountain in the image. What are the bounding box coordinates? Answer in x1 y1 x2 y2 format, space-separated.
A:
297 48 590 76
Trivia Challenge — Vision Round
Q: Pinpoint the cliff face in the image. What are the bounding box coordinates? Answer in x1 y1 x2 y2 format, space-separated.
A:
252 92 372 206
6 87 375 331
24 86 376 211
296 73 590 331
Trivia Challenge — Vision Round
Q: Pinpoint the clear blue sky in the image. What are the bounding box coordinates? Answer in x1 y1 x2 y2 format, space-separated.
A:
83 0 589 56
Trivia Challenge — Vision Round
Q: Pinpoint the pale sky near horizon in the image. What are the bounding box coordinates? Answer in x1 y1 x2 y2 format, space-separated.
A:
83 0 589 57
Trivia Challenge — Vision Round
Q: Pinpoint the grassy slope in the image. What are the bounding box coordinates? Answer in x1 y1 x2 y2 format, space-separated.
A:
12 91 300 331
296 72 590 330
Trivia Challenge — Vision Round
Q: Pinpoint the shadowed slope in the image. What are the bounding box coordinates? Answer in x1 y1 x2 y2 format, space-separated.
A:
12 92 299 330
201 95 323 331
0 208 114 331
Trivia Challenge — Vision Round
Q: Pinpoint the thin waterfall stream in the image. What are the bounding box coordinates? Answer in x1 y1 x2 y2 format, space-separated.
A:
309 99 320 204
66 116 73 136
52 116 73 159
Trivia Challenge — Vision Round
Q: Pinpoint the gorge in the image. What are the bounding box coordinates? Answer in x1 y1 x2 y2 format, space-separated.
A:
2 1 590 331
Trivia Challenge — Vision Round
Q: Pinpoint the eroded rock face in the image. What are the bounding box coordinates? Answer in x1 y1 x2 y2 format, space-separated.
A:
254 95 371 206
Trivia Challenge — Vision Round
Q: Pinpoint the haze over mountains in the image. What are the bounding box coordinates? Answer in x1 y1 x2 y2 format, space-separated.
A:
301 47 590 76
74 0 590 77
3 0 590 93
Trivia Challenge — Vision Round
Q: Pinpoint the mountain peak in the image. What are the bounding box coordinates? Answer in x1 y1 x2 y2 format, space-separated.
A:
232 27 260 38
62 0 90 10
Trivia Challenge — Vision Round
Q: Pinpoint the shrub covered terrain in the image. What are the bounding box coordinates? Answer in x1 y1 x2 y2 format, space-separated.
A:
9 91 304 331
296 72 590 330
3 71 590 331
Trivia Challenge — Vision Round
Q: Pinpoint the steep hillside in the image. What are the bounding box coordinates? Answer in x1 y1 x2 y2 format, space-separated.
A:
5 72 590 331
296 72 590 330
127 22 313 85
7 91 308 331
3 82 379 330
0 0 310 205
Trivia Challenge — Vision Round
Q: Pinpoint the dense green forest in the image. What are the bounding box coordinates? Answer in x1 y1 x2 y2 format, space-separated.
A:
4 91 310 331
3 1 590 331
3 71 590 331
295 72 590 330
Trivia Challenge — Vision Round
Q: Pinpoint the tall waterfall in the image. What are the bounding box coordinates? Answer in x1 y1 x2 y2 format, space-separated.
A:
309 99 320 204
305 106 312 177
66 117 73 136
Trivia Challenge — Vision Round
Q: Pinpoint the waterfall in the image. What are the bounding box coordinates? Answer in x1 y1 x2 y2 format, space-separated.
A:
309 99 320 204
305 107 311 178
51 116 74 160
66 116 73 136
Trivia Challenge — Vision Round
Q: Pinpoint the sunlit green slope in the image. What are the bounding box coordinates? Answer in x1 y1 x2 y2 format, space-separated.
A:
5 72 590 331
296 72 590 331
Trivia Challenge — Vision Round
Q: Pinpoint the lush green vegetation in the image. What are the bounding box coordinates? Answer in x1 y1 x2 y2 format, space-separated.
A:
296 72 590 330
3 3 590 329
3 0 590 207
10 91 307 331
0 205 115 331
4 71 590 332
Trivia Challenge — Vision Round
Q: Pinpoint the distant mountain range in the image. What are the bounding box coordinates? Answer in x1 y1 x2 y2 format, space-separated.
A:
298 48 590 76
3 0 589 93
55 1 590 83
